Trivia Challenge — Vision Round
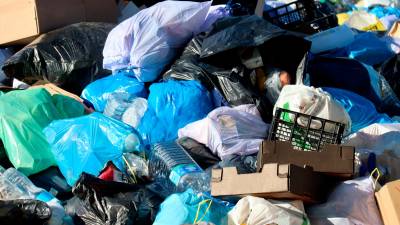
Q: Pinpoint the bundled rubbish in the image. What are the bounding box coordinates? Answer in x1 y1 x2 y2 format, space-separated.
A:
2 23 115 95
137 80 214 144
44 112 143 186
103 1 219 82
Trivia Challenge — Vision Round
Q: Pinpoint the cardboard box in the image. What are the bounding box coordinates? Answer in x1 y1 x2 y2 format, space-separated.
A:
375 180 400 225
211 163 328 204
257 141 355 178
0 0 118 45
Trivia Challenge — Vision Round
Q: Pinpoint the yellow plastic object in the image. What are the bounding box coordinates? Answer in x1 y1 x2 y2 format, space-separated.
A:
337 13 350 25
362 20 386 32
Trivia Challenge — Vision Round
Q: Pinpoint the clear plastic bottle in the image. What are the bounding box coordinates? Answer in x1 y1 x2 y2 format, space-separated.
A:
104 92 136 120
1 168 68 225
149 141 210 195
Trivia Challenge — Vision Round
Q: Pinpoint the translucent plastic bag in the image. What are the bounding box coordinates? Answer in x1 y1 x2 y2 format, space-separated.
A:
44 112 143 186
81 69 147 112
307 177 383 225
103 1 213 82
137 80 214 145
0 88 85 176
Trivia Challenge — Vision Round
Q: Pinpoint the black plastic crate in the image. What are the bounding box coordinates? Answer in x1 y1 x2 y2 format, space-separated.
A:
268 108 345 151
263 0 338 34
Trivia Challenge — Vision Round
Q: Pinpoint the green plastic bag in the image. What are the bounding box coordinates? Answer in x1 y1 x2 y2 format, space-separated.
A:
0 88 84 175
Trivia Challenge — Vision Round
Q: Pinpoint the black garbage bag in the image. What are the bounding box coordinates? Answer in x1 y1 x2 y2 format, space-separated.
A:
164 15 310 122
2 22 115 95
177 137 220 169
67 173 162 225
0 199 52 225
380 54 400 99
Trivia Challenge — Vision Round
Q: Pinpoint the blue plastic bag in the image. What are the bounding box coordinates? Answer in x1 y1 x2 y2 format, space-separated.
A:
137 80 214 145
81 70 147 112
368 6 400 19
346 32 394 66
323 88 394 134
44 112 143 186
153 189 233 225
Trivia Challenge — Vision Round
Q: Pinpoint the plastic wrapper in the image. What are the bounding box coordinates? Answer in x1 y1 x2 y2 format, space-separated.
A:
164 15 311 122
177 137 220 170
0 88 84 176
44 112 143 186
81 69 147 112
66 173 162 225
228 197 310 225
123 153 149 183
323 87 393 134
380 54 400 99
153 189 233 225
178 104 269 159
137 80 214 145
103 1 213 82
2 22 115 95
0 199 52 225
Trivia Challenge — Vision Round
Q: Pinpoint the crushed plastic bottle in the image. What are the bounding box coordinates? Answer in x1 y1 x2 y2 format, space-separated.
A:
0 167 70 225
104 93 148 128
148 141 210 197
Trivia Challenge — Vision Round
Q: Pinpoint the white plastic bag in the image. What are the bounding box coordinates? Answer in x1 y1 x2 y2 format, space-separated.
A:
103 1 212 82
178 104 269 159
274 85 352 134
228 196 310 225
307 177 383 225
344 123 400 155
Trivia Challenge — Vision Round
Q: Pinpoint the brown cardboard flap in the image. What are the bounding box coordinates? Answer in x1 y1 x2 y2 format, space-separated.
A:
0 0 117 45
375 180 400 225
211 163 327 203
257 141 354 177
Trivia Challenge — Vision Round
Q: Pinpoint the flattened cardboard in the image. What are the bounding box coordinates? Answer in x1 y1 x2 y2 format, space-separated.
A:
211 163 328 204
0 0 118 45
375 180 400 225
257 141 354 177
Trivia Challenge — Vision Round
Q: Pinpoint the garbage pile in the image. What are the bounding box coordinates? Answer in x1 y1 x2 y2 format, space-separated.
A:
1 0 400 224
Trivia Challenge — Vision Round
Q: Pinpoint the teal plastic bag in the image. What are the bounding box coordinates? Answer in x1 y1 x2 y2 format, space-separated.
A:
44 112 143 186
153 189 233 225
0 88 84 175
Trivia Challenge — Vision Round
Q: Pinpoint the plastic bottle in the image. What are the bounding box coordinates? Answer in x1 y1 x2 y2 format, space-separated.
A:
149 141 210 196
1 168 68 225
